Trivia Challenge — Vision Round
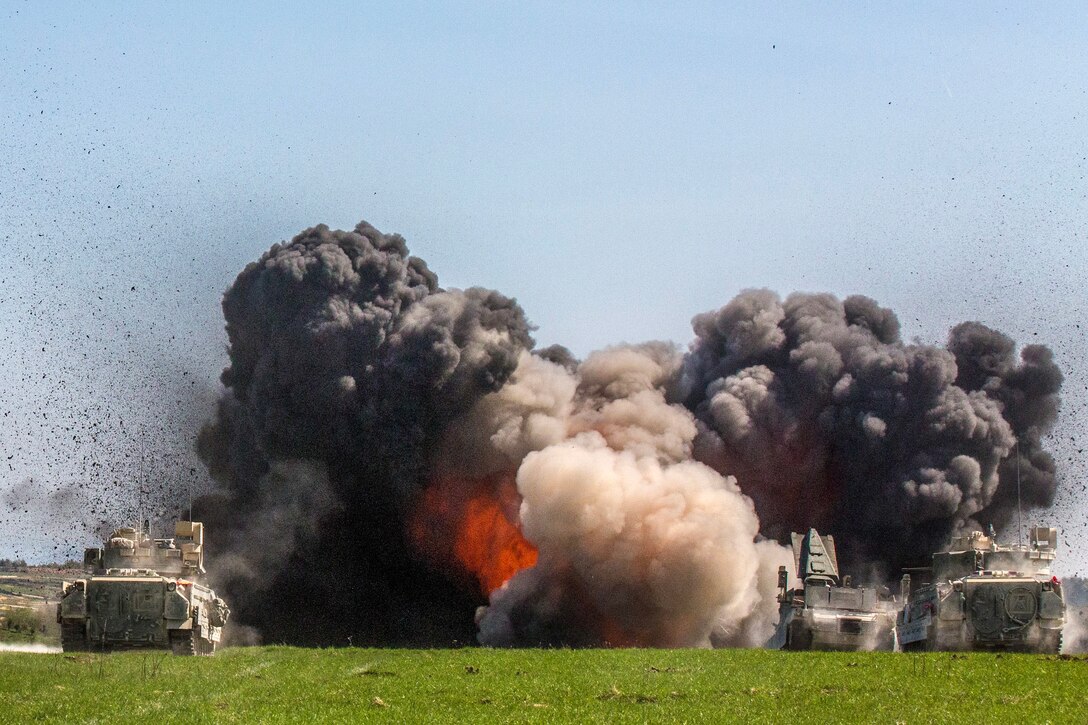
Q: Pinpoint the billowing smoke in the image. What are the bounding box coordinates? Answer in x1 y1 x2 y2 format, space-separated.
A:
197 221 533 645
198 222 1063 647
469 345 791 647
680 290 1062 574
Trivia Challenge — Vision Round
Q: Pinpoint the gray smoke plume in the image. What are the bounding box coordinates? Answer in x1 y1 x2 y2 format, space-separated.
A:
947 322 1062 524
680 289 1063 573
197 221 533 645
197 222 1063 648
198 219 791 648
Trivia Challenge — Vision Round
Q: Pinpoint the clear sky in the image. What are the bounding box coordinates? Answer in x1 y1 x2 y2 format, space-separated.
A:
1 2 1086 567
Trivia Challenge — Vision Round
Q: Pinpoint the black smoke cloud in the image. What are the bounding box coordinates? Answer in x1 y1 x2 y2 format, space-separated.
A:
679 290 1062 574
196 221 533 645
198 222 1064 646
948 322 1062 521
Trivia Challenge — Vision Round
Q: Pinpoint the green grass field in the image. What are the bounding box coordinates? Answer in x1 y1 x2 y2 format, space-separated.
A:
1 646 1086 723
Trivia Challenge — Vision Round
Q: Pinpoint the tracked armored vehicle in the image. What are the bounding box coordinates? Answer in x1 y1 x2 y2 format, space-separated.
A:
768 529 897 651
897 526 1064 653
56 521 230 655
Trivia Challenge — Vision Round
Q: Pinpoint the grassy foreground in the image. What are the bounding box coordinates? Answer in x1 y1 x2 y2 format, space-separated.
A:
1 646 1086 724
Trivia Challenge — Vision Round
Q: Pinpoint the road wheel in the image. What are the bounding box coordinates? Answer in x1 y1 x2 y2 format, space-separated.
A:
170 630 195 656
60 622 86 652
196 635 216 656
1037 630 1062 654
787 621 813 650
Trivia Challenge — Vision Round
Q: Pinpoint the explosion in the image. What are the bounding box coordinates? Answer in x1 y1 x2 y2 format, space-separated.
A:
196 220 1064 648
409 473 537 597
680 290 1062 573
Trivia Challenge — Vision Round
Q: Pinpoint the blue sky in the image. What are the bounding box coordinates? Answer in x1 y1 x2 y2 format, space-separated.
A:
1 2 1086 566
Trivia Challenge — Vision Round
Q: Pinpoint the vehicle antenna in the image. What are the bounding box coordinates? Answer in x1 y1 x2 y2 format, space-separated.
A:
1016 440 1024 549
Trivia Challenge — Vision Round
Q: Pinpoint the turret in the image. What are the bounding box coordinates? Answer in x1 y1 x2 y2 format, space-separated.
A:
83 520 207 577
792 528 840 585
770 528 898 651
175 520 205 574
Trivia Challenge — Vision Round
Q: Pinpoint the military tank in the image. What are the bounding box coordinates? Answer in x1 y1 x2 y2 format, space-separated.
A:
56 520 230 655
897 526 1064 653
768 529 897 651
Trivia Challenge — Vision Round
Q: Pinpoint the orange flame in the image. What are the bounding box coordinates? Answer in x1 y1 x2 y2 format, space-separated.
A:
409 472 538 597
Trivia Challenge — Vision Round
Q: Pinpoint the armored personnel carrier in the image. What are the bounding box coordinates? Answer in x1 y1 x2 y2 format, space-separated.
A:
897 526 1064 653
56 520 230 655
768 529 897 651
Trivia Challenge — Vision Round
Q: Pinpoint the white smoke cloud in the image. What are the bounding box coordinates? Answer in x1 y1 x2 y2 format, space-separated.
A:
473 346 788 647
436 351 576 477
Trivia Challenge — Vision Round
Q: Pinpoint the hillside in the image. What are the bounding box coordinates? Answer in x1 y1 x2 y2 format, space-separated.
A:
0 567 71 645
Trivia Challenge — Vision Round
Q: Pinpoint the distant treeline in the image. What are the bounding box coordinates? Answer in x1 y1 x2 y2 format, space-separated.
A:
0 607 44 636
0 559 81 572
37 560 82 570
